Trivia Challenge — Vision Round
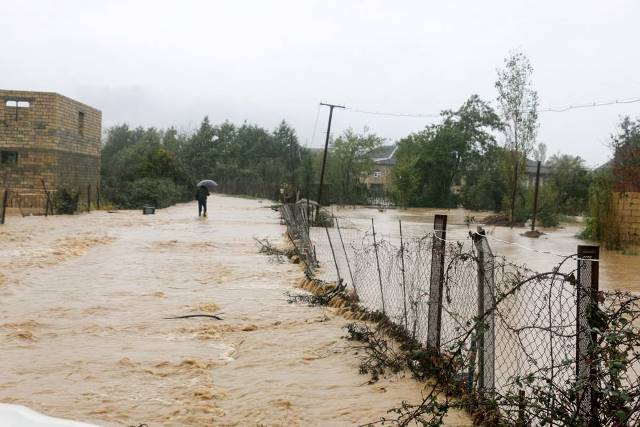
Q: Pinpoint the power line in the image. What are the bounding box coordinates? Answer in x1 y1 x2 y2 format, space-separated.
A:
342 95 640 119
345 107 441 119
537 96 640 113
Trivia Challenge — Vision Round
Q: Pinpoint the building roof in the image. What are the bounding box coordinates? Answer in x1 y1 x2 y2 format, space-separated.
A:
368 144 397 166
524 159 551 176
595 159 614 171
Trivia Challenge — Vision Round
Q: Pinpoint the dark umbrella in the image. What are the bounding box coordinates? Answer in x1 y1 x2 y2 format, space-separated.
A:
197 180 218 190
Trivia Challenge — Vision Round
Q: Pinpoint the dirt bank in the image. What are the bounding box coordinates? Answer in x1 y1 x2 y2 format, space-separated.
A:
0 196 469 426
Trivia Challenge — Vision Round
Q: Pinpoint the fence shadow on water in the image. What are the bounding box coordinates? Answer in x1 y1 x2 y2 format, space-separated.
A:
280 203 639 425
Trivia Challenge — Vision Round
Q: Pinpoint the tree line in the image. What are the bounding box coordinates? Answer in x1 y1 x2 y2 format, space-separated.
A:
101 49 631 233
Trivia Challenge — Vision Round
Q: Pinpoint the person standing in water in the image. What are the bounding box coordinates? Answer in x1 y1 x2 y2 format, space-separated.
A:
195 185 209 217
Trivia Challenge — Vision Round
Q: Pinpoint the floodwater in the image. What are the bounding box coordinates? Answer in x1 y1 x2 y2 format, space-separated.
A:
331 206 639 293
0 196 469 426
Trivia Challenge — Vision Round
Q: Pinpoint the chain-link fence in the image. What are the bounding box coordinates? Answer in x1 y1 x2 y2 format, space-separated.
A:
280 203 639 425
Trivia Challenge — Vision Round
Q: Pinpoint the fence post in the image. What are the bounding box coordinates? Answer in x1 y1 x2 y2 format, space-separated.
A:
335 218 356 295
399 220 408 331
41 179 51 217
1 188 8 225
472 227 495 396
372 218 385 314
96 181 101 210
576 245 599 425
426 214 447 352
325 226 342 284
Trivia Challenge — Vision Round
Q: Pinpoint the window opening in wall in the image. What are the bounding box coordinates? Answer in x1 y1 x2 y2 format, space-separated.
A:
78 111 85 136
0 151 19 165
373 170 382 178
5 99 31 121
5 100 31 108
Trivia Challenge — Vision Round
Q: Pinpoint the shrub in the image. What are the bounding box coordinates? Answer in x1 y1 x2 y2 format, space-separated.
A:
54 187 80 214
117 177 187 209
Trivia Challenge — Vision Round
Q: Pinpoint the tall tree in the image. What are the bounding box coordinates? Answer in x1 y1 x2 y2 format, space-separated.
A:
547 154 591 215
273 120 301 187
495 50 539 224
394 95 502 207
331 128 383 204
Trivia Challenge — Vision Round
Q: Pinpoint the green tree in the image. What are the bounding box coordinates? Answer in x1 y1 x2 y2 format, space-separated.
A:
546 154 591 215
331 128 383 204
101 126 191 208
495 50 539 224
460 144 510 211
611 116 640 190
394 95 502 207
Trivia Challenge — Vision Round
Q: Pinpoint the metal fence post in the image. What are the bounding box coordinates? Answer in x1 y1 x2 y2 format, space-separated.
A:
372 218 385 314
426 214 447 352
576 245 599 424
473 227 495 395
335 218 356 294
325 226 342 284
399 220 408 331
96 181 101 210
1 188 8 225
41 179 52 217
87 184 91 212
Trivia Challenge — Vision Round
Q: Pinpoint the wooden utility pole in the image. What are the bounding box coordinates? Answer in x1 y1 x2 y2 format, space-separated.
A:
530 160 541 232
316 102 345 211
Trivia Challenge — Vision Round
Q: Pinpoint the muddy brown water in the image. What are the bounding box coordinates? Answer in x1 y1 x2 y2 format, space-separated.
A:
0 196 469 426
331 206 639 293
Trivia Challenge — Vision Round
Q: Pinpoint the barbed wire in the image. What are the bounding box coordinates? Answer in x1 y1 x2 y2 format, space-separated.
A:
280 204 637 426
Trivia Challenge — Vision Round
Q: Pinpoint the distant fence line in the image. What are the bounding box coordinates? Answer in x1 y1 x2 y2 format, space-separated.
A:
280 203 639 425
0 182 100 222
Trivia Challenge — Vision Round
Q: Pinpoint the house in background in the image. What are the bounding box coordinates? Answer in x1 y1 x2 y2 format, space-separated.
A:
524 159 551 187
0 89 101 213
362 144 397 194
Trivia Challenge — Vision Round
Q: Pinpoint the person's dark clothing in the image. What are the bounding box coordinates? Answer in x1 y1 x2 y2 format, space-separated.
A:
198 200 206 216
195 186 209 216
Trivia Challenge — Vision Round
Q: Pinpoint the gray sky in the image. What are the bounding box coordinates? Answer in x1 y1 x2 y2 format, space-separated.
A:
4 0 640 166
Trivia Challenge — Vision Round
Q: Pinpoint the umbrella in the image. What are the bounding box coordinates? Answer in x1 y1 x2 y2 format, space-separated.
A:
197 180 218 190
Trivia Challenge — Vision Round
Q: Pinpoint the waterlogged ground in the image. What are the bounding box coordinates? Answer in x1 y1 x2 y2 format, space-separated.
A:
0 196 470 426
332 206 639 293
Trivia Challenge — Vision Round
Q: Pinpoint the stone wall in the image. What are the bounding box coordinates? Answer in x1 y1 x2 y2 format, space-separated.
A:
612 192 640 244
0 90 101 211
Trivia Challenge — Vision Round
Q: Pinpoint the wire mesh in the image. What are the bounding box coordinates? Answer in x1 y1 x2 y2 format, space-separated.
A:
279 204 638 425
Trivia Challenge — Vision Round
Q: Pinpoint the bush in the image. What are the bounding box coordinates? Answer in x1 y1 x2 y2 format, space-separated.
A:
54 187 80 214
116 178 187 209
536 184 560 227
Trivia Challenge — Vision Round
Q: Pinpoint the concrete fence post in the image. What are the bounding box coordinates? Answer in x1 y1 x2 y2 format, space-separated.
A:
473 227 495 395
576 245 599 424
426 214 447 352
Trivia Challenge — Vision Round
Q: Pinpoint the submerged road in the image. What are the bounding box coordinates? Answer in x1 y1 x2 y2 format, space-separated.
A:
0 195 468 426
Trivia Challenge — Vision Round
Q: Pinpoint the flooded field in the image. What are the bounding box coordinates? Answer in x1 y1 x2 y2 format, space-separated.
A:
330 206 639 293
0 196 469 426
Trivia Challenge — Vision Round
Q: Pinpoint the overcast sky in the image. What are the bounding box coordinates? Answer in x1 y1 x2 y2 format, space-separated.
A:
4 1 640 166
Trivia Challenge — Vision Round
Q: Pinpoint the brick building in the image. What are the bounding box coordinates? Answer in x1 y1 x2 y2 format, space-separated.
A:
0 90 101 213
611 143 640 244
